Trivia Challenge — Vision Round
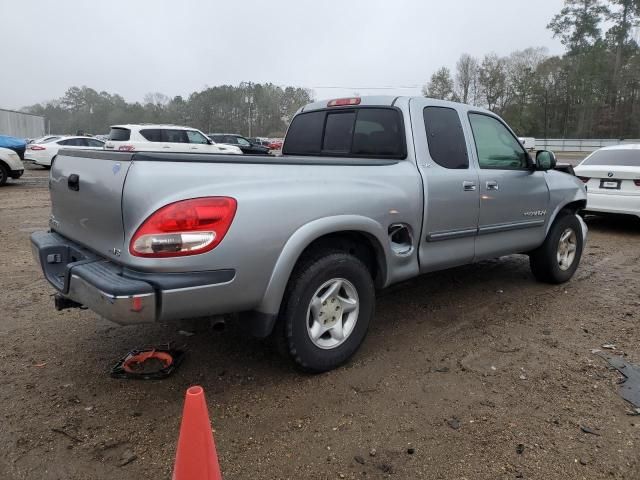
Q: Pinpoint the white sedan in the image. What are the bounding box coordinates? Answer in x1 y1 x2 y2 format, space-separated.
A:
575 144 640 218
25 136 105 168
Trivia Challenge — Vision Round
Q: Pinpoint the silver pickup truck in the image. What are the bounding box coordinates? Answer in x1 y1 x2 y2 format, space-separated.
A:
31 96 587 372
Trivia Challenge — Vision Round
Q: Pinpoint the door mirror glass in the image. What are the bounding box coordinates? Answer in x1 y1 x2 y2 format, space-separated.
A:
536 150 556 171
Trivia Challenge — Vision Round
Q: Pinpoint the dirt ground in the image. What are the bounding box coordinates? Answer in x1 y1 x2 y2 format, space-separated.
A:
1 163 639 480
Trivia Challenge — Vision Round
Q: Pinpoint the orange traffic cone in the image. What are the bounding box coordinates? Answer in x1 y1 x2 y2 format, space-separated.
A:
173 386 223 480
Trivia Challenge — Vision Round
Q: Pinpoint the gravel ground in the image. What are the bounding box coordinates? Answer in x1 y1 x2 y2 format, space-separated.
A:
1 164 639 480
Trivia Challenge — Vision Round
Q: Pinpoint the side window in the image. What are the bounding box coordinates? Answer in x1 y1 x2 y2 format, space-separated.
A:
423 107 468 169
222 135 239 145
468 113 528 170
186 130 210 144
86 139 104 147
164 129 188 143
237 137 251 147
140 129 163 142
323 111 355 153
59 138 84 146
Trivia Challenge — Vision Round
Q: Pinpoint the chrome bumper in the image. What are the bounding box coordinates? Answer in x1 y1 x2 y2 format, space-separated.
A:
31 231 236 326
66 273 156 324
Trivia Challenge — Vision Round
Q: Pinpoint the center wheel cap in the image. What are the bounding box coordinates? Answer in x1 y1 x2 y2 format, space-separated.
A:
321 297 342 326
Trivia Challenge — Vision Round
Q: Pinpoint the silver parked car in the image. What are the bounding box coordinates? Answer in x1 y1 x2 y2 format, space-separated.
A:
31 96 588 372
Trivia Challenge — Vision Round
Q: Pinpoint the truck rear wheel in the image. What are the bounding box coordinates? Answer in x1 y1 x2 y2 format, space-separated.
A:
277 250 375 373
529 213 584 284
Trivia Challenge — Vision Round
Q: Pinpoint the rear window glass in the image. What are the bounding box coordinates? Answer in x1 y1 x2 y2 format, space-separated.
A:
283 107 405 158
581 149 640 167
283 111 325 155
352 109 404 156
108 127 130 141
323 112 355 152
423 107 469 169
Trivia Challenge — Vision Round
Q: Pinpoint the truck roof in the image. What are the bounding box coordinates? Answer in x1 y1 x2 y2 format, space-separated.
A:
299 95 493 115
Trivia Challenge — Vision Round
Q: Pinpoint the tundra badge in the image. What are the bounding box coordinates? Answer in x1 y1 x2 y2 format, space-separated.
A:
523 210 547 217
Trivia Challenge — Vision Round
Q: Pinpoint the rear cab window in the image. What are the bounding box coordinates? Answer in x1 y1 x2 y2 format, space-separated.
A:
423 107 469 169
108 127 131 141
283 107 406 159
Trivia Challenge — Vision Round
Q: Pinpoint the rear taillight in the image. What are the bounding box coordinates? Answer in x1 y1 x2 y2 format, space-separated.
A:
578 176 590 183
118 145 135 152
29 145 46 151
130 197 237 257
327 97 361 107
634 180 640 187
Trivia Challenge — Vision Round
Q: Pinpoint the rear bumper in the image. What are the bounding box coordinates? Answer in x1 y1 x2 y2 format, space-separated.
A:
30 231 236 326
10 169 23 179
585 192 640 217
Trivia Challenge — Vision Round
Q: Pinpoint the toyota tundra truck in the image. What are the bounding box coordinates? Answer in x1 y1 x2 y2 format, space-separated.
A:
31 96 588 372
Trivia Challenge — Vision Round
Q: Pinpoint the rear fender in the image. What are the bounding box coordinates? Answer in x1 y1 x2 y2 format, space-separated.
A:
256 215 390 317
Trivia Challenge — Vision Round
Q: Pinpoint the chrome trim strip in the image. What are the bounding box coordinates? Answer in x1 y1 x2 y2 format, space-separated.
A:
478 219 545 235
426 228 478 242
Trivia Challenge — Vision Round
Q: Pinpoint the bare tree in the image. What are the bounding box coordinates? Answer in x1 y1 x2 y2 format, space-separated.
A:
478 53 508 111
455 54 479 104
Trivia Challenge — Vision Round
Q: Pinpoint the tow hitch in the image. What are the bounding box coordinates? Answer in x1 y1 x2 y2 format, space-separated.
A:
54 294 83 311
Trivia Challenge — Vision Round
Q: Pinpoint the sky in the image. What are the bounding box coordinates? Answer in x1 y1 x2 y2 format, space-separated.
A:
0 0 566 109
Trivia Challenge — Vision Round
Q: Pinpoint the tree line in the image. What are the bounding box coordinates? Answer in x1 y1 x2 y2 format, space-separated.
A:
423 0 640 138
23 1 639 140
24 82 313 138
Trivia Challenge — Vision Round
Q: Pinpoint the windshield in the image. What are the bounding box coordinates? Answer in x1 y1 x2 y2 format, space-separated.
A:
581 149 640 167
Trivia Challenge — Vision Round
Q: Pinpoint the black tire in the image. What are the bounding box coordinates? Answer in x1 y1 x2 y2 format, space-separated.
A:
0 163 7 186
276 250 375 373
529 212 584 284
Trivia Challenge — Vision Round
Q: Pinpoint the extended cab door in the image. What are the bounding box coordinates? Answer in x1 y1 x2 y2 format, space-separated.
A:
466 112 549 260
410 99 480 273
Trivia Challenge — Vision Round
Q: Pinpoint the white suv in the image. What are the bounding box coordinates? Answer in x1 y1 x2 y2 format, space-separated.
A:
104 124 242 154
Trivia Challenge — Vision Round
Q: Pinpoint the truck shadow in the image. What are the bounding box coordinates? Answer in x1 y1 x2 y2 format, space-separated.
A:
152 253 540 383
583 213 640 234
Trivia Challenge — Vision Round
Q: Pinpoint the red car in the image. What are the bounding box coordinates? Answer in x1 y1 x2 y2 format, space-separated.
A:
267 139 283 150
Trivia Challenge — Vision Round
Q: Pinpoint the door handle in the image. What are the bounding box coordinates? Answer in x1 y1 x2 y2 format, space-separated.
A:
462 181 476 191
162 146 171 149
486 180 499 191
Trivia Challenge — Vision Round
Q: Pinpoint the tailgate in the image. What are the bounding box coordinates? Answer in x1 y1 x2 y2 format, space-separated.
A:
49 150 134 261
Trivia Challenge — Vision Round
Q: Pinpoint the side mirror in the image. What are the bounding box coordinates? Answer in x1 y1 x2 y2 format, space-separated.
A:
535 150 556 171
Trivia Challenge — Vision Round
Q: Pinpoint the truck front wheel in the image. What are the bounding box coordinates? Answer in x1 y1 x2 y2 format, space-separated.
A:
277 251 375 372
529 213 584 284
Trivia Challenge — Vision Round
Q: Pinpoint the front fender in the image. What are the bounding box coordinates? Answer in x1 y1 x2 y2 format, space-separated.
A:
544 171 587 235
255 215 390 316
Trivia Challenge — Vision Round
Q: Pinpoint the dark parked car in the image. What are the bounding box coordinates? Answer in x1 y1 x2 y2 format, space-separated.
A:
208 134 270 155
